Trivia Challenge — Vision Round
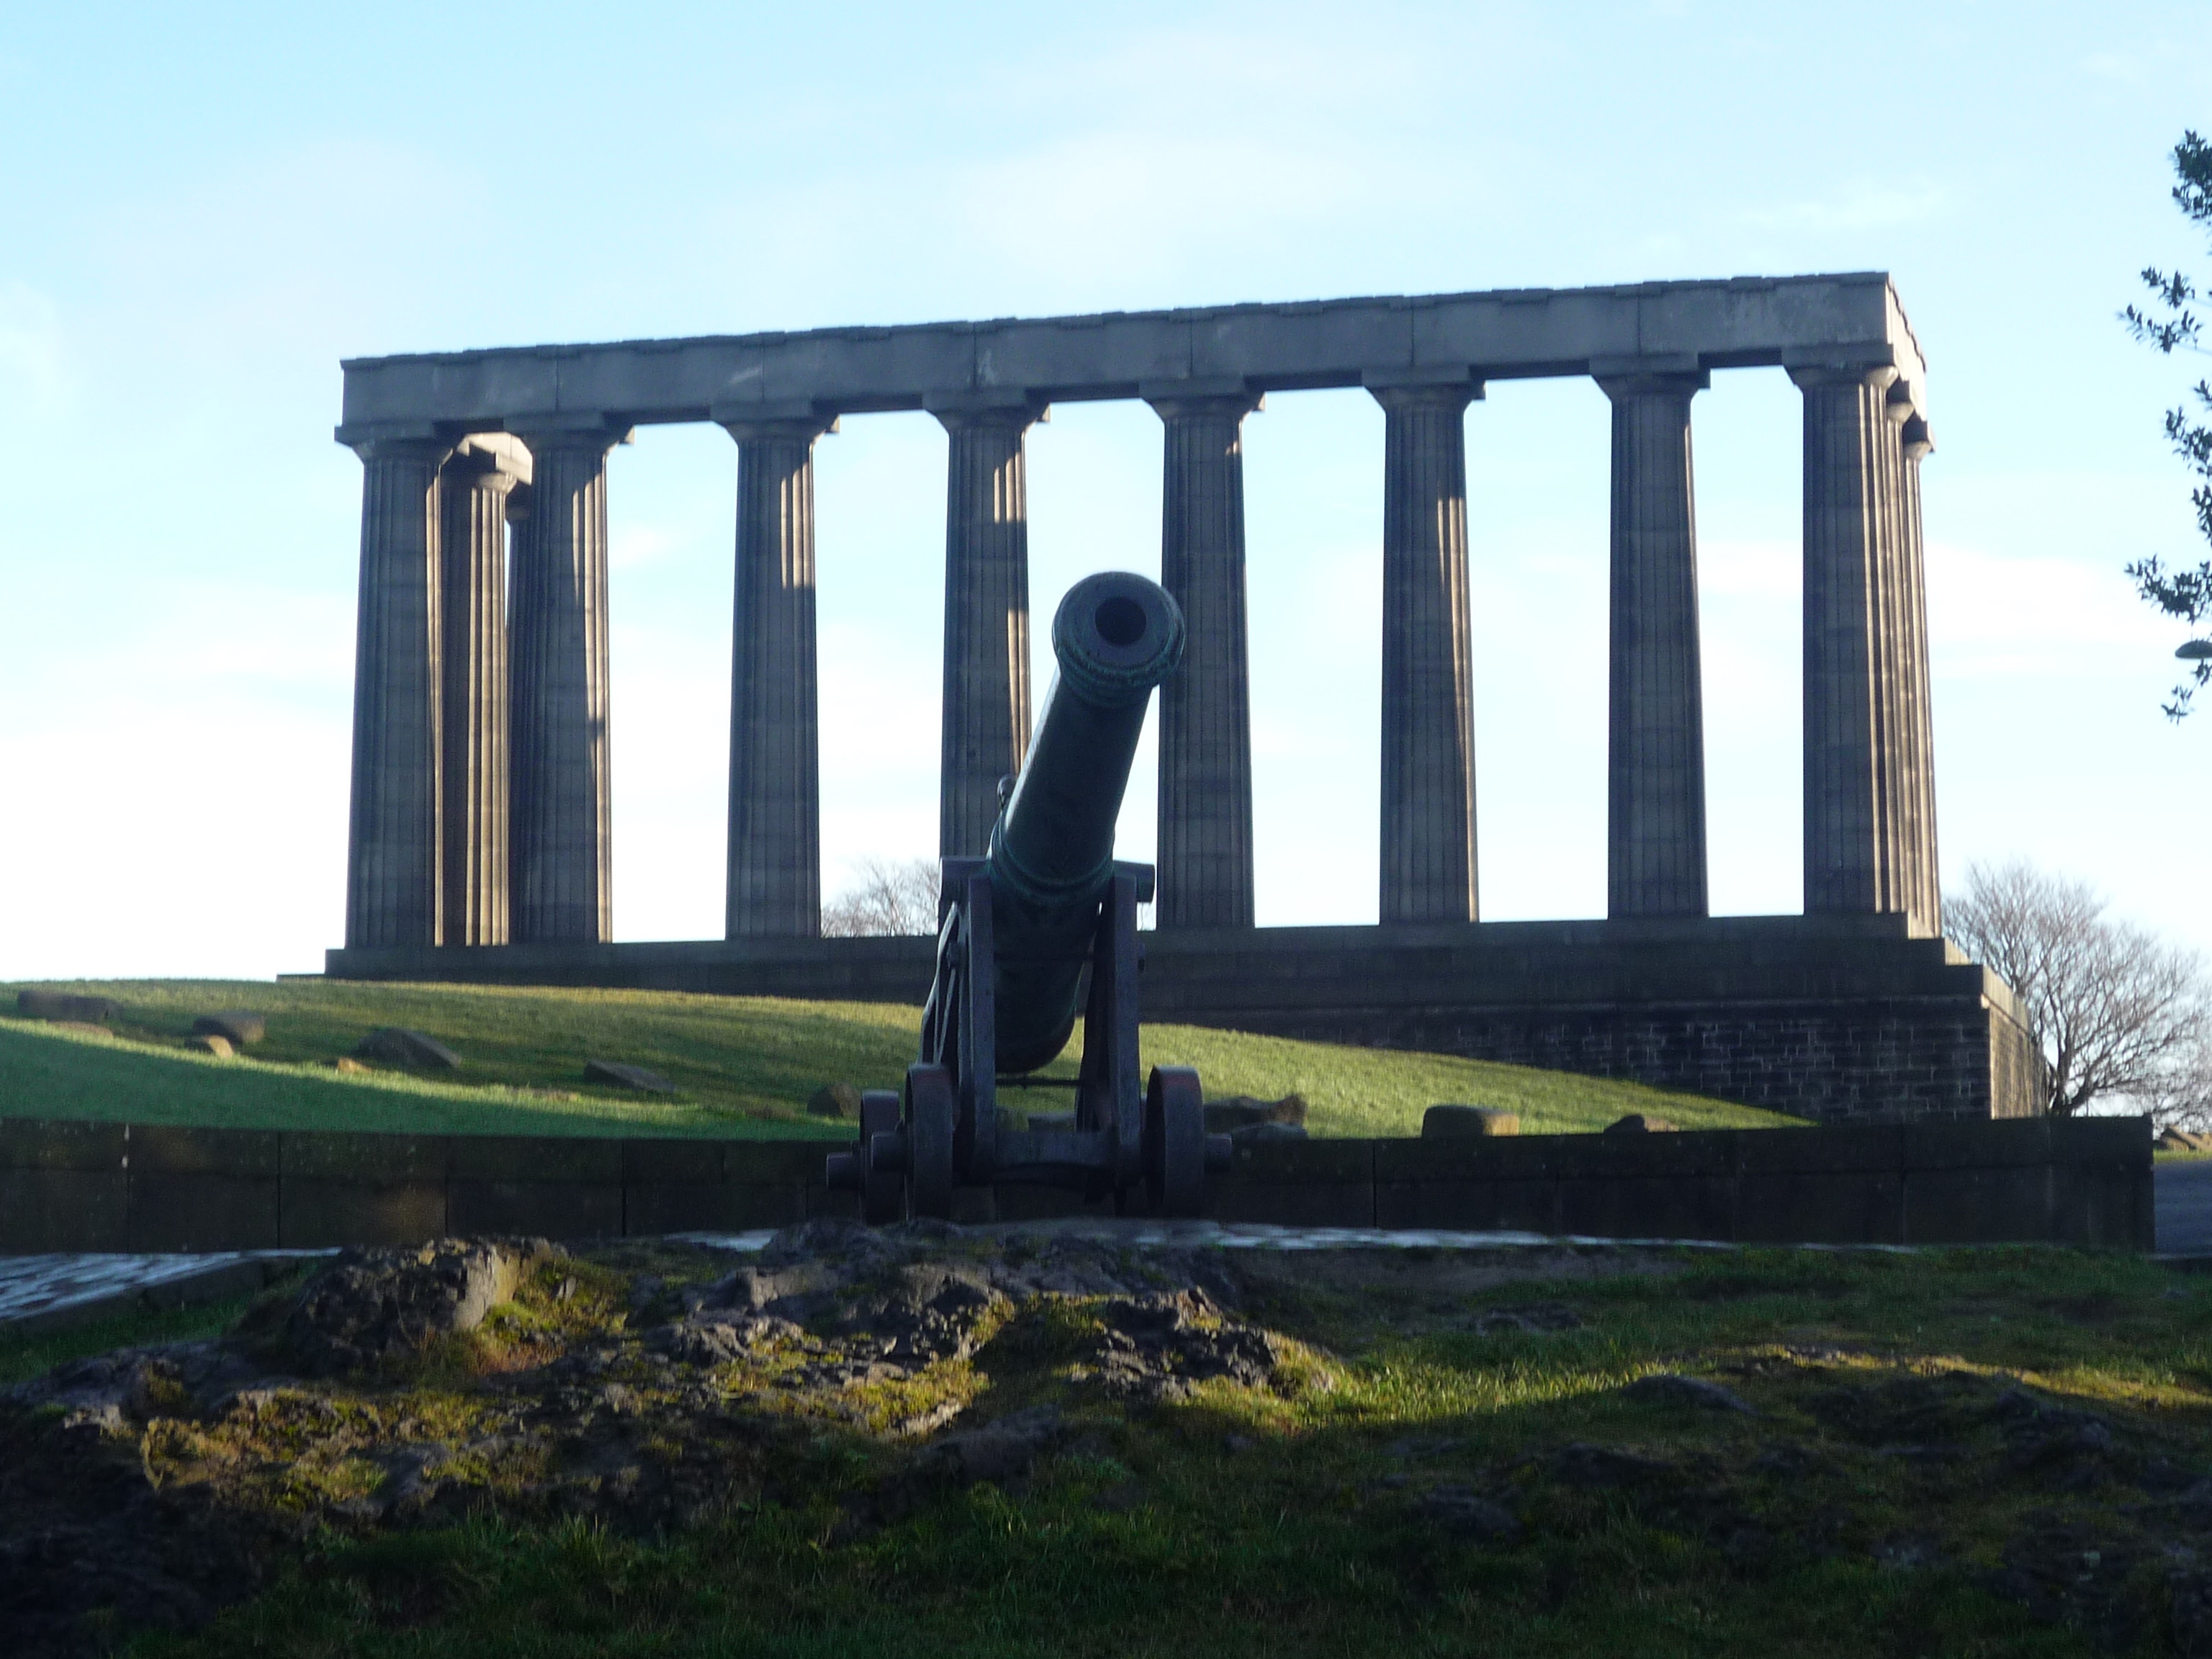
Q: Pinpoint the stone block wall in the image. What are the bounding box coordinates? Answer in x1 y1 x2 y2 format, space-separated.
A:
0 1116 2151 1255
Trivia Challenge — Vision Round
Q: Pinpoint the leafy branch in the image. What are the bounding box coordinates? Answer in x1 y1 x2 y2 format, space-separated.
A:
2123 130 2212 719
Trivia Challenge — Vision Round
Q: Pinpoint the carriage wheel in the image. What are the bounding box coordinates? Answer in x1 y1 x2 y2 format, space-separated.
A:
905 1064 958 1221
1144 1066 1206 1218
857 1090 904 1226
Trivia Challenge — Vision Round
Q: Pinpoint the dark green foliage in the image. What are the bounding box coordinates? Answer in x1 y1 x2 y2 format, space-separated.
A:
2123 130 2212 719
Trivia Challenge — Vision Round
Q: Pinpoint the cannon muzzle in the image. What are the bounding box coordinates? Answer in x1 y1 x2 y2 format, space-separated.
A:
986 571 1184 1071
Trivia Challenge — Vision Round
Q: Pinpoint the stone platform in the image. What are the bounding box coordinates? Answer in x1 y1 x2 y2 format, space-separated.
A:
324 912 2042 1124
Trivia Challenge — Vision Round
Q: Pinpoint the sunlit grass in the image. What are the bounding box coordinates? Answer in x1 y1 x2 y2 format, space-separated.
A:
1 978 1796 1139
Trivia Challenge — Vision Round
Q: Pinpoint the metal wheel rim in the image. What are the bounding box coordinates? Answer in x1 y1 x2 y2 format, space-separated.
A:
906 1064 958 1220
1146 1065 1205 1218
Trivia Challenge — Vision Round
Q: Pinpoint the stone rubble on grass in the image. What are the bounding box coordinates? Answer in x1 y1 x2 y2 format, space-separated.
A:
247 1238 557 1376
1202 1093 1307 1133
1604 1113 1678 1135
806 1082 862 1118
191 1012 266 1046
583 1059 677 1095
1423 1104 1520 1138
351 1027 462 1070
16 990 119 1023
184 1034 235 1058
1084 1287 1287 1404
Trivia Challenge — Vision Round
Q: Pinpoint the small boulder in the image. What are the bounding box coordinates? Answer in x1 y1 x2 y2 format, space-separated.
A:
351 1027 461 1070
17 989 119 1023
807 1082 862 1119
192 1011 266 1046
1423 1105 1519 1138
1203 1093 1308 1133
585 1058 677 1095
1604 1113 1677 1136
915 1404 1067 1488
270 1238 557 1375
186 1033 235 1058
331 1056 369 1074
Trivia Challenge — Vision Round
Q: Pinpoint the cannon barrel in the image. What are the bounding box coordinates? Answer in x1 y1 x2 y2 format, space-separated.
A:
984 571 1184 1072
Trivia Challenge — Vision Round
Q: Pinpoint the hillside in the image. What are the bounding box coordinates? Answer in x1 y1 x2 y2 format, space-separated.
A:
0 979 1798 1139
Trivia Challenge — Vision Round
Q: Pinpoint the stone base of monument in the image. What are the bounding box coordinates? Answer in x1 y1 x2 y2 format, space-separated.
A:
321 912 2041 1128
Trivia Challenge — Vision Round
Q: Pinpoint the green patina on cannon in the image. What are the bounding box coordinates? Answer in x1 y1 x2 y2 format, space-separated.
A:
826 571 1231 1221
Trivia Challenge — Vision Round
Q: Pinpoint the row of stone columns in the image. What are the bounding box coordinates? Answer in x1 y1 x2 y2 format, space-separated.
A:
345 362 1940 950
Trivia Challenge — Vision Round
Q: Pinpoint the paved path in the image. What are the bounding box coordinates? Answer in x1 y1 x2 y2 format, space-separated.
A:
0 1251 325 1336
2159 1159 2212 1254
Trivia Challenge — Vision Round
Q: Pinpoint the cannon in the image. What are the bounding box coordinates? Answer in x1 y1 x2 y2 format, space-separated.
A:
826 571 1231 1222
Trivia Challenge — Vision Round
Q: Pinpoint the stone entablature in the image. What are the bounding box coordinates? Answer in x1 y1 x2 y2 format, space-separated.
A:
336 272 1926 433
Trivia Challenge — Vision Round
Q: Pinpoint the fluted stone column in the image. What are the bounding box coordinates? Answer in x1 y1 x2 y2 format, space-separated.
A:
933 402 1039 859
1600 369 1709 917
1793 363 1938 930
1151 390 1260 929
509 427 617 943
1373 377 1480 925
344 436 447 948
722 413 832 937
437 438 527 946
1898 414 1941 933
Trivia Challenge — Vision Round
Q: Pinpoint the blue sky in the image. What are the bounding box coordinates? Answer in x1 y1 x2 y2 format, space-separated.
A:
2 1 2209 977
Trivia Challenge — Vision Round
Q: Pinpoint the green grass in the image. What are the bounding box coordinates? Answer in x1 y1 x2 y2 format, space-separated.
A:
0 979 1796 1139
114 1244 2212 1658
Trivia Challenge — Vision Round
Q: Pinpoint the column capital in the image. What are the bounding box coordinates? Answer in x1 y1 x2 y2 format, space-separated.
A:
509 417 631 457
714 405 840 445
1145 387 1264 424
925 391 1048 432
1784 357 1899 394
1901 415 1934 459
1364 367 1483 413
1595 364 1709 402
337 424 450 466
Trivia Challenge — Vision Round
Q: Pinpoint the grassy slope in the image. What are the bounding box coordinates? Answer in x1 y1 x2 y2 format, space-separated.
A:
0 978 1797 1138
89 1244 2212 1658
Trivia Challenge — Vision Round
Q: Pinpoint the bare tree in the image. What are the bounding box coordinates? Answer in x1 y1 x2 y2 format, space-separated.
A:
1945 860 2211 1118
821 857 942 938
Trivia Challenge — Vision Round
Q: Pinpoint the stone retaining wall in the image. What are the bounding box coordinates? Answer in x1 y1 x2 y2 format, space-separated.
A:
0 1116 2151 1254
